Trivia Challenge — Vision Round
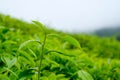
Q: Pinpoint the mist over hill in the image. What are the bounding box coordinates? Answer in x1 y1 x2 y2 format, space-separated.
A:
93 27 120 40
94 27 120 36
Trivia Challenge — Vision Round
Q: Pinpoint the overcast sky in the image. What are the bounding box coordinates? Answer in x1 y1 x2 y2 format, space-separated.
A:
0 0 120 32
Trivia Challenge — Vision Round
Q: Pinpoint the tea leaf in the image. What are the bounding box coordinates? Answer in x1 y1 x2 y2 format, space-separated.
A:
28 48 37 59
0 75 10 80
1 56 17 68
5 67 18 78
47 34 81 49
8 57 17 68
18 40 42 50
62 35 81 49
32 20 45 31
18 68 36 79
48 73 56 80
19 51 35 66
78 70 93 80
47 34 60 38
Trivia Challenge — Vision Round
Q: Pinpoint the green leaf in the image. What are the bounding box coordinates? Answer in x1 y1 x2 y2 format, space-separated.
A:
28 48 37 59
32 20 44 27
47 34 81 49
62 35 81 49
19 51 35 66
18 68 36 79
1 56 9 66
48 73 56 80
2 40 17 45
0 75 10 80
2 28 9 34
1 56 17 68
56 74 66 79
18 40 41 50
45 57 59 69
32 20 45 31
8 57 17 68
41 77 49 80
0 25 5 29
18 56 31 65
77 70 94 80
47 34 60 38
5 67 18 78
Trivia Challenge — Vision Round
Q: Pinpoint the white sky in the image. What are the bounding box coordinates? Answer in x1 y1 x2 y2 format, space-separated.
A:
0 0 120 32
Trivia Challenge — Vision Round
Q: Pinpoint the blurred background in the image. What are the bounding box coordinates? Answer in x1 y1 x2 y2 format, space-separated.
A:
0 0 120 37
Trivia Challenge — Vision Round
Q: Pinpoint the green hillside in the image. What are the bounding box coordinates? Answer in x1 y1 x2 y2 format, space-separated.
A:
0 14 120 80
94 27 120 41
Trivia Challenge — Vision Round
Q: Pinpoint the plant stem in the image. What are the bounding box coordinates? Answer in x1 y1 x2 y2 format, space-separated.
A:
38 32 47 80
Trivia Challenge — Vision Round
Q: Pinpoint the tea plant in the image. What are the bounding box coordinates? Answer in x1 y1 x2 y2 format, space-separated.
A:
18 21 93 80
0 14 120 80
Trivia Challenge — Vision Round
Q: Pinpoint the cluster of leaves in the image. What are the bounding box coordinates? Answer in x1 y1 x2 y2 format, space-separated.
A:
0 14 120 80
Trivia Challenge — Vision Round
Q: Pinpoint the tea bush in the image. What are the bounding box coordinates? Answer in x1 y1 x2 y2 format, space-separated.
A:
0 14 120 80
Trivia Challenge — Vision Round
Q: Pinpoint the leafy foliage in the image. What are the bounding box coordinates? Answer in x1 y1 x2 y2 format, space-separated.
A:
0 13 120 80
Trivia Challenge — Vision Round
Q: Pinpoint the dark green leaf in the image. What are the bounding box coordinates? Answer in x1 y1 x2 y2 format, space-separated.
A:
1 56 17 68
18 68 36 79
